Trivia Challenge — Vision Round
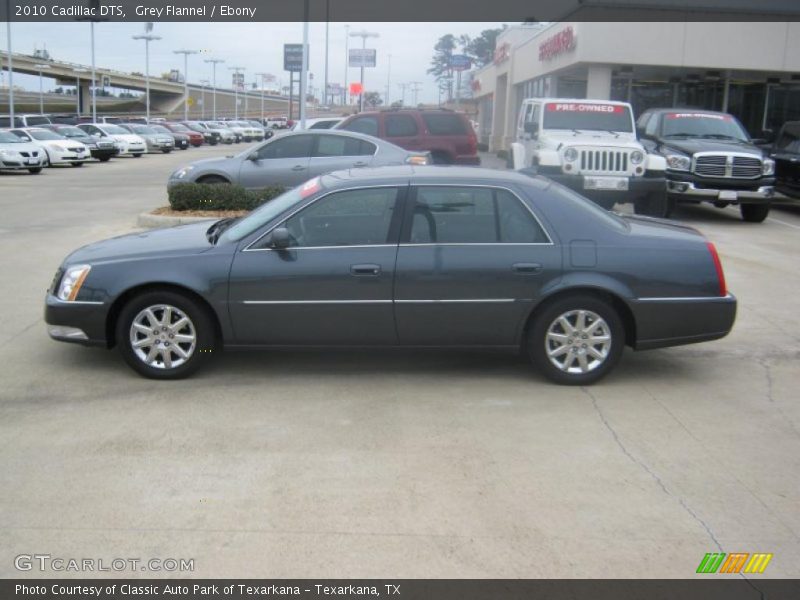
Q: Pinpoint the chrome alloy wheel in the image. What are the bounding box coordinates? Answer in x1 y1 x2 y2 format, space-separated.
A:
129 304 196 369
545 309 612 374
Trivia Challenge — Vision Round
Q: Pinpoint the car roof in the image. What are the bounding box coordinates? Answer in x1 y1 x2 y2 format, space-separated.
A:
525 98 630 105
322 165 551 190
645 108 730 116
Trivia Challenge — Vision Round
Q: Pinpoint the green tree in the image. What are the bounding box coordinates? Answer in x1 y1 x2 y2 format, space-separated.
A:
364 91 383 108
462 26 507 68
428 34 459 101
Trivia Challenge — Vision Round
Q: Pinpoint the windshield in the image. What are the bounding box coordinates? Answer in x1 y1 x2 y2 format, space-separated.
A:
151 125 171 133
542 102 633 133
168 123 190 132
29 129 66 141
208 124 229 130
0 131 22 143
220 179 324 244
661 112 749 141
129 125 156 134
56 126 86 138
102 125 129 135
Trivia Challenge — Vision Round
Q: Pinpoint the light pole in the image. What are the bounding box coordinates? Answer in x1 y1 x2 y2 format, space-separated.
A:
132 25 161 122
343 25 349 106
409 81 422 107
199 79 209 119
254 72 270 123
90 21 96 121
204 58 224 120
323 0 330 107
5 10 14 124
229 66 245 119
386 53 391 106
174 49 198 120
300 0 309 129
34 64 51 114
349 29 379 113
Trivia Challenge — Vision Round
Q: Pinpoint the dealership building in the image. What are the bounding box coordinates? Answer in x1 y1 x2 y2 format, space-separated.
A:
471 22 800 151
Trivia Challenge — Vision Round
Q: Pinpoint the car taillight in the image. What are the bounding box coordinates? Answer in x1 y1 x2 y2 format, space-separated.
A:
707 242 727 297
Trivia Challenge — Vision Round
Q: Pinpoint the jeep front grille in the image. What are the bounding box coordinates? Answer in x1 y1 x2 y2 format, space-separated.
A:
580 150 628 174
694 155 762 178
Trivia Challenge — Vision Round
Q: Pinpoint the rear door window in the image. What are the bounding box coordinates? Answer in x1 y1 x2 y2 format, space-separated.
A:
340 116 379 137
313 135 375 157
385 115 419 137
422 113 468 136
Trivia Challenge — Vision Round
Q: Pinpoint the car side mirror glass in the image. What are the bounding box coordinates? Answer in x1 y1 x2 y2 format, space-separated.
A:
269 227 291 249
524 122 538 136
247 152 260 161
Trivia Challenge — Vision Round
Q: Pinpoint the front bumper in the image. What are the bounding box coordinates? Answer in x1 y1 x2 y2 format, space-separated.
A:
1 155 44 169
50 150 90 164
541 171 665 200
89 147 119 160
44 294 109 347
630 293 737 350
667 178 774 202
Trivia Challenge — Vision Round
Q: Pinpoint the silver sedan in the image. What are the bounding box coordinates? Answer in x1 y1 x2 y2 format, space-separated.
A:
168 130 430 189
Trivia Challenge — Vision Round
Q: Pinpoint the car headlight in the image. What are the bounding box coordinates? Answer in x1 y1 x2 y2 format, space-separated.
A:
172 166 195 179
762 158 775 176
0 149 20 158
56 265 92 302
666 154 691 171
52 144 68 152
630 150 645 165
563 147 579 162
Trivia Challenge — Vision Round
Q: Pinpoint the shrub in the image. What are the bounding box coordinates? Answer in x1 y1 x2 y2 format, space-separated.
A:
168 182 285 212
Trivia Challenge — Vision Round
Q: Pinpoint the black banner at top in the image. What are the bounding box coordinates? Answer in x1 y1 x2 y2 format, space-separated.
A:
2 0 800 22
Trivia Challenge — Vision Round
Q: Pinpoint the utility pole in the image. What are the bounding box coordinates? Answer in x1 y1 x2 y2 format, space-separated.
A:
385 53 391 106
397 82 409 106
5 7 13 124
299 0 309 129
323 0 330 107
132 24 161 122
343 24 349 106
34 64 50 114
199 79 209 119
204 58 224 120
174 49 198 120
409 81 422 107
229 66 245 119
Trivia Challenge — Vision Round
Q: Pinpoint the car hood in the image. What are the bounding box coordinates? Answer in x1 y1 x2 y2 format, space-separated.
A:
661 138 764 157
109 134 145 144
0 141 42 153
66 221 217 265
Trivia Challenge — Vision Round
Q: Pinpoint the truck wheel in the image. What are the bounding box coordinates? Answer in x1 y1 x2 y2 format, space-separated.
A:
634 192 672 218
740 203 770 223
593 198 616 211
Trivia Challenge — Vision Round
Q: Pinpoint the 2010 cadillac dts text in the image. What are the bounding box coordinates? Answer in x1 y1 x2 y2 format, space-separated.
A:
44 167 736 385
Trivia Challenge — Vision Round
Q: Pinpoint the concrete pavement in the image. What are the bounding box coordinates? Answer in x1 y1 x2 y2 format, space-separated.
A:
1 147 799 578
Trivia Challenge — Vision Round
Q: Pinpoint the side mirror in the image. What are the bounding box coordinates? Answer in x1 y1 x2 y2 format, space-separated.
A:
751 130 775 146
247 152 260 161
524 122 539 136
269 227 291 249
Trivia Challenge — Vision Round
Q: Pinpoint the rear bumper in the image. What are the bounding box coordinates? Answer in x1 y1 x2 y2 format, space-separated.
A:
629 293 737 350
44 294 109 347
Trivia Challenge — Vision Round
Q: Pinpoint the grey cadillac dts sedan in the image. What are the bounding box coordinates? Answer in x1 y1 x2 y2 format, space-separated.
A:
45 166 736 384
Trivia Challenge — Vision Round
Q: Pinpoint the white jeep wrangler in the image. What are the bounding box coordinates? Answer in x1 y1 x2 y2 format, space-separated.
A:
510 98 668 216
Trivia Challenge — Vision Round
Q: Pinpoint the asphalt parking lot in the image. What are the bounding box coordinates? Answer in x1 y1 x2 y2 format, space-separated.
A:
1 146 799 579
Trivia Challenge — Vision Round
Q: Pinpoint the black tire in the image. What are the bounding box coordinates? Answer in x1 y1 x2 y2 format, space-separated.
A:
116 290 216 380
592 197 616 211
209 139 218 146
132 153 143 158
162 149 172 154
740 203 770 223
98 156 112 162
713 201 729 209
527 295 625 385
431 151 452 165
197 175 230 185
28 167 42 174
71 162 84 167
634 192 672 218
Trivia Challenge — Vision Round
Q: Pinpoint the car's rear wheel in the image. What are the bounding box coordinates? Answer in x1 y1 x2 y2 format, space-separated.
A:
28 167 42 174
634 192 673 218
162 149 172 154
116 291 216 380
740 203 770 223
528 295 625 385
98 156 112 162
132 153 143 158
71 162 84 167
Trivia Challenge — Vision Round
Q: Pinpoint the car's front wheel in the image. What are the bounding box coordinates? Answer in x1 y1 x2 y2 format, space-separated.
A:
116 291 216 379
28 167 42 174
71 162 84 167
740 203 770 223
132 153 143 158
528 295 625 385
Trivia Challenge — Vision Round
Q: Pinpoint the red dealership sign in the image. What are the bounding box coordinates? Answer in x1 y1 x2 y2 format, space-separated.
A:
539 26 576 61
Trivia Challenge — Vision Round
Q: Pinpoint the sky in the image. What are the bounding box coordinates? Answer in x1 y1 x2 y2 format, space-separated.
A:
2 21 507 104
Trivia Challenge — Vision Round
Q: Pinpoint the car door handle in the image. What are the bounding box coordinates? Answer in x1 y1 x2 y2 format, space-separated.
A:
352 161 368 167
512 262 543 273
350 264 381 276
292 165 306 171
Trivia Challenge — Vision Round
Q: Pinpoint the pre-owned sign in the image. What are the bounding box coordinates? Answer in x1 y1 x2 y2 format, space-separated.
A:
539 26 576 61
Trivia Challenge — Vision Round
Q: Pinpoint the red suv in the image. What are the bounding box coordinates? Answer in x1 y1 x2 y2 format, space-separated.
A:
337 108 479 165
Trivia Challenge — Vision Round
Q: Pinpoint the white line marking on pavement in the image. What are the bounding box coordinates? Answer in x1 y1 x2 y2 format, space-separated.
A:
767 217 800 230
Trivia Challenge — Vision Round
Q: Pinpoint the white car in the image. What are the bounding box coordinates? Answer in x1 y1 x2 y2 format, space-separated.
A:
296 117 344 131
77 123 147 157
266 116 289 129
10 128 90 167
0 129 46 173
